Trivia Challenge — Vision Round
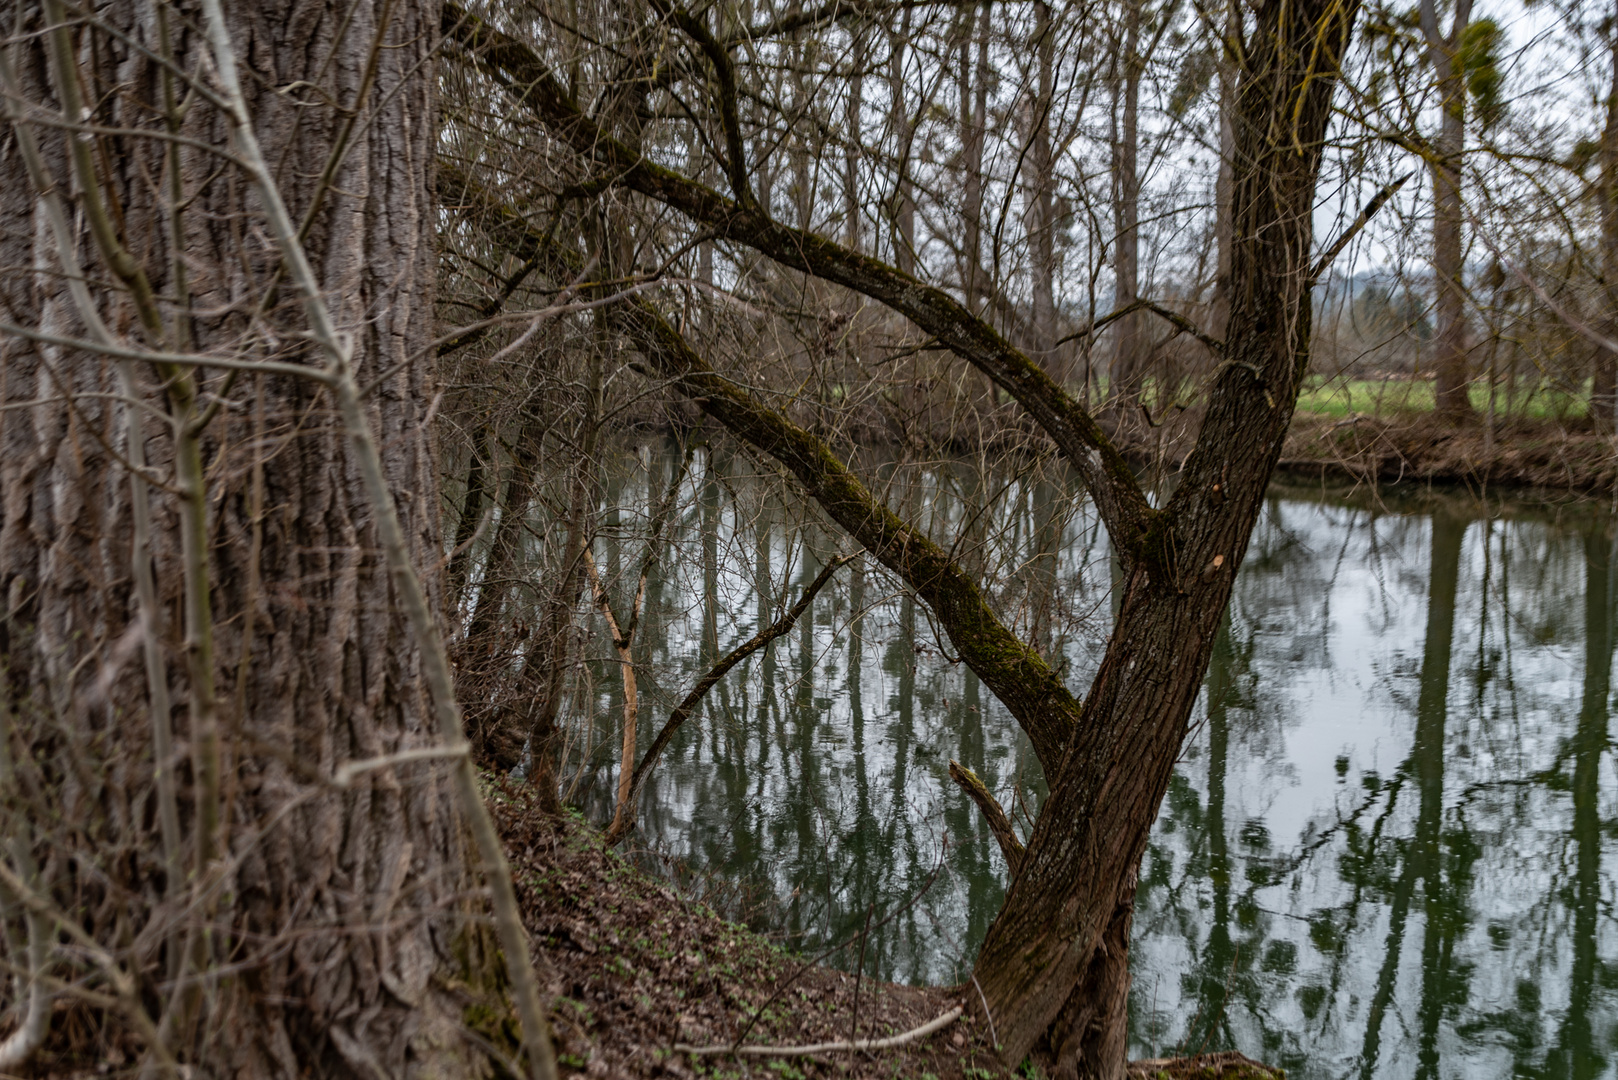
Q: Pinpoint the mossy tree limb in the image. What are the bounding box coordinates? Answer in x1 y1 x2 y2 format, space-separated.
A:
948 761 1025 875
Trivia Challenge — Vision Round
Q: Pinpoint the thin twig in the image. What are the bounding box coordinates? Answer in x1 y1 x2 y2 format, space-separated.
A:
332 745 472 788
1308 172 1413 284
0 859 176 1073
0 323 336 383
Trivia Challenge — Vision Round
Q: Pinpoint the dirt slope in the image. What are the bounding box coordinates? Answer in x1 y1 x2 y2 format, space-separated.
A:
492 783 1002 1078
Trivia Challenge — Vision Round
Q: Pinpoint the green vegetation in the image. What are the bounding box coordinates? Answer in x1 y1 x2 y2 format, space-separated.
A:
1293 375 1590 421
1078 373 1596 424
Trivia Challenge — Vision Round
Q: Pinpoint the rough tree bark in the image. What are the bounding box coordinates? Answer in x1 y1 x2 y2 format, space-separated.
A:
445 0 1360 1072
0 2 527 1074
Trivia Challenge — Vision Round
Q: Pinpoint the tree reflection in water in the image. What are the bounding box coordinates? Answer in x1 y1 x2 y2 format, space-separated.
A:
572 450 1616 1079
1136 490 1616 1078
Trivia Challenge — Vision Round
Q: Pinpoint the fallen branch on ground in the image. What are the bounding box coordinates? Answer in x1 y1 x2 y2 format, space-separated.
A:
674 1005 963 1057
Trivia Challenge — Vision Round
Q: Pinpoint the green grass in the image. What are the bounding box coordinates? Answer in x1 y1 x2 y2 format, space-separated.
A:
1063 373 1594 424
1293 375 1591 422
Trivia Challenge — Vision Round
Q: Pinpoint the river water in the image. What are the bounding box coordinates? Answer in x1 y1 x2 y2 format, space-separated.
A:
568 451 1616 1078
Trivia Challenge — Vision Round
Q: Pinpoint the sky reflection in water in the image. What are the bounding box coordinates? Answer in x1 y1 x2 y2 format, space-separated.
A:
578 461 1616 1079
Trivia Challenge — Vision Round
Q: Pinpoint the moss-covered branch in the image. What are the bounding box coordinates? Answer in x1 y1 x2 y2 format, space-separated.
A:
948 760 1025 875
440 162 1082 774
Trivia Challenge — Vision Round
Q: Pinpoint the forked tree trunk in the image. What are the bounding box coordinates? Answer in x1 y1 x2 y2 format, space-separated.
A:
0 2 514 1074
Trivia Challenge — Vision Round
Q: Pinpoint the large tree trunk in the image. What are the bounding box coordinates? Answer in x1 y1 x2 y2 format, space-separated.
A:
0 2 516 1074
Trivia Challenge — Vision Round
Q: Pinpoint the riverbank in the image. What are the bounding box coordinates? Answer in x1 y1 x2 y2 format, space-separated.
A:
491 783 1286 1079
1274 414 1616 496
493 780 983 1078
644 396 1617 498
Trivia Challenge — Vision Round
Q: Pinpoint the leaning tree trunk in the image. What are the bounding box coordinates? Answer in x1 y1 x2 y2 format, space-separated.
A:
0 2 520 1075
970 0 1359 1071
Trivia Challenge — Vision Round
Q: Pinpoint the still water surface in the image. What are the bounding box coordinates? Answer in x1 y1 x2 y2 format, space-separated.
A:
572 459 1617 1079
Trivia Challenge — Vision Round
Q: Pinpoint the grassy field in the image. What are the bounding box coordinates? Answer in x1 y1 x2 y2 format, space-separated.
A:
1074 374 1592 424
1292 375 1592 422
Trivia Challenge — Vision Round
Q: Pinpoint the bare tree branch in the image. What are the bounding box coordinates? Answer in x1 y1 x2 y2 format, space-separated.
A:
603 553 856 846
